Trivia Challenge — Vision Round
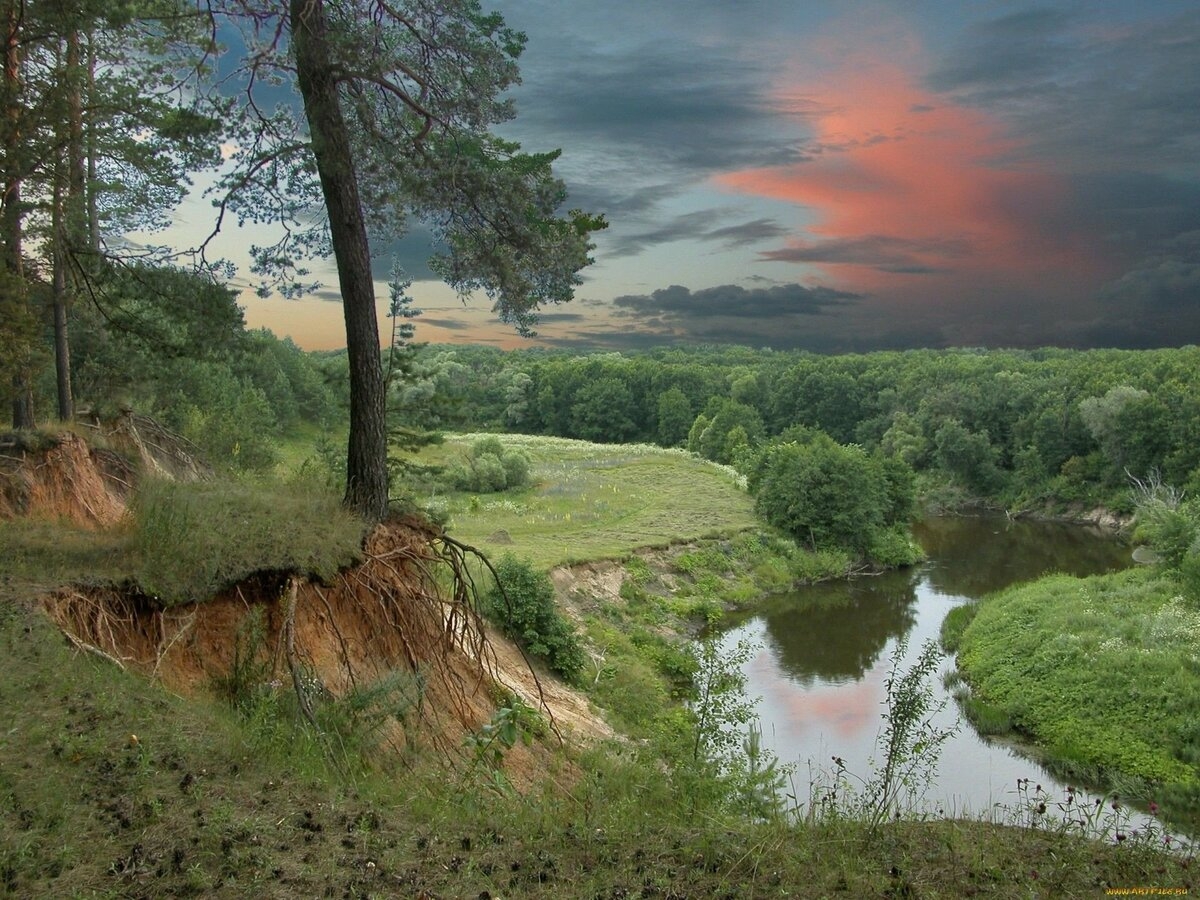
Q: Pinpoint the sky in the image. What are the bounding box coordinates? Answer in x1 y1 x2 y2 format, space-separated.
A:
185 0 1200 353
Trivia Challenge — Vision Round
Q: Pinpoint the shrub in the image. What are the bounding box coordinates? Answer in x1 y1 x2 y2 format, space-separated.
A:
866 525 923 568
482 555 585 680
500 449 530 487
753 433 917 562
447 437 532 493
472 435 506 459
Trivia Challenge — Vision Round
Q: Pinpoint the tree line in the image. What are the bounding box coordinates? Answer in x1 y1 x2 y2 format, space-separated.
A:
383 342 1200 515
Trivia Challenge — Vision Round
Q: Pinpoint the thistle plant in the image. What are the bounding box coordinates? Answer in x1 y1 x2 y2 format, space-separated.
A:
806 637 957 829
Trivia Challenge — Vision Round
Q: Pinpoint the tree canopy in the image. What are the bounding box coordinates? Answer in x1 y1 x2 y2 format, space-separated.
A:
2 0 604 520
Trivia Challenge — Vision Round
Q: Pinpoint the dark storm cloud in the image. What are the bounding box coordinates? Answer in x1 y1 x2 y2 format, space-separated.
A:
418 317 473 332
924 7 1200 349
609 211 790 257
498 4 808 223
1054 173 1200 261
705 219 793 248
759 235 971 274
926 9 1071 93
537 327 684 353
613 283 858 320
312 288 343 303
1098 231 1200 345
927 7 1200 170
549 64 759 157
538 316 869 354
565 183 685 219
1104 259 1200 309
529 312 587 323
512 44 798 175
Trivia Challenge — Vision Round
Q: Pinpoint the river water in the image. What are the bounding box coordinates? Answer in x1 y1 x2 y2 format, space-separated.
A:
717 515 1162 833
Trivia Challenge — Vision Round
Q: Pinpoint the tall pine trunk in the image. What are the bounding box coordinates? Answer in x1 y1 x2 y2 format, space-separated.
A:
84 31 98 252
52 169 72 421
290 0 389 521
3 0 32 429
51 26 85 422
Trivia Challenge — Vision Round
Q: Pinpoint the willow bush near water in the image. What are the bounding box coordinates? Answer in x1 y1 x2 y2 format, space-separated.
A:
687 637 791 820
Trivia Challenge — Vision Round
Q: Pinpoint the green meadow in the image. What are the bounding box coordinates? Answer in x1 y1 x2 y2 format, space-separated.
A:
944 566 1200 828
422 434 758 568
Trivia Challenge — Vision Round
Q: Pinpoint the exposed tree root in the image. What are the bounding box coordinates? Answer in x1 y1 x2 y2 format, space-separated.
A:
41 517 584 780
283 576 320 731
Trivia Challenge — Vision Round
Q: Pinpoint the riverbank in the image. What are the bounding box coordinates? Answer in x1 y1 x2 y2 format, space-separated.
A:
943 565 1200 832
2 595 1193 897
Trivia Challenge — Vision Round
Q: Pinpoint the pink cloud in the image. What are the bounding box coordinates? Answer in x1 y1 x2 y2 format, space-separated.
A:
716 57 1112 300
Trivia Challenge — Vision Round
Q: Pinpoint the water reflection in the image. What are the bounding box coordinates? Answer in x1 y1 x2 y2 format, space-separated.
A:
740 570 918 686
718 515 1159 835
914 516 1130 598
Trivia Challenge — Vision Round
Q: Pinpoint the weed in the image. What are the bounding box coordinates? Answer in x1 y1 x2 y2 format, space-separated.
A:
0 519 134 592
806 638 957 832
463 694 545 797
864 637 958 830
210 608 272 711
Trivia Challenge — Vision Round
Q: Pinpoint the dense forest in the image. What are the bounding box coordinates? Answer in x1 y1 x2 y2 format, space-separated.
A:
375 340 1200 514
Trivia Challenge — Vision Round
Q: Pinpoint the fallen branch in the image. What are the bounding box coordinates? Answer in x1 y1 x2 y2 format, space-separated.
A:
62 628 128 670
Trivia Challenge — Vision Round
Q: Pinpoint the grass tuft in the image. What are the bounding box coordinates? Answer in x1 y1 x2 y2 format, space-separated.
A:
131 477 367 606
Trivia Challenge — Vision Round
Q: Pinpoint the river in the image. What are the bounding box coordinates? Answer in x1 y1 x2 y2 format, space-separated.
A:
716 515 1171 836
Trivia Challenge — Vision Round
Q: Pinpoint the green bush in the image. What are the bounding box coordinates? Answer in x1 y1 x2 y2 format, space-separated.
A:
447 437 532 493
471 435 506 459
752 433 917 563
500 448 530 486
482 555 585 680
866 525 923 568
